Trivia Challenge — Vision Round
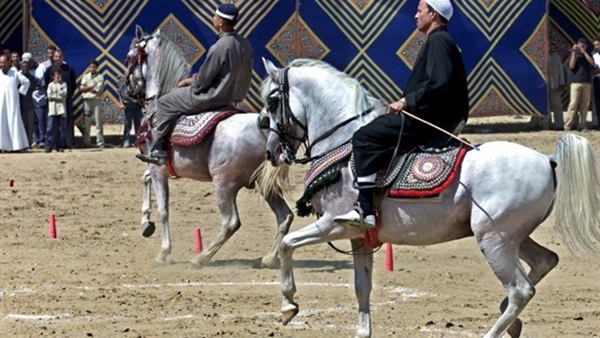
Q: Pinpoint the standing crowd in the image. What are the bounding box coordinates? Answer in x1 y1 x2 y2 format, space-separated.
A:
0 45 143 152
1 9 599 155
548 37 600 131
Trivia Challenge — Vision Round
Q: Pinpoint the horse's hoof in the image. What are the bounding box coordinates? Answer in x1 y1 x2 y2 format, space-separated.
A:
260 256 280 269
141 221 155 238
152 258 167 266
281 303 299 325
188 258 206 269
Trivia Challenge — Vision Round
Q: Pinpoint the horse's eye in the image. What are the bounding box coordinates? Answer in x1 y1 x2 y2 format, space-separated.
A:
267 96 278 110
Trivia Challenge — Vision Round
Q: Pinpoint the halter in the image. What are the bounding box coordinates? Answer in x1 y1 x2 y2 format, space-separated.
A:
125 35 153 103
266 67 307 163
266 67 377 164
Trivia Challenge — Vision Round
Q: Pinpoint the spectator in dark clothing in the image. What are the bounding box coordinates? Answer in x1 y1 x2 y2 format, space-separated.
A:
44 49 77 148
19 60 37 145
117 78 143 148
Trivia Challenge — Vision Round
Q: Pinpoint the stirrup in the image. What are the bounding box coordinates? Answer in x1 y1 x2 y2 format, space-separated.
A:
334 205 375 230
136 151 167 166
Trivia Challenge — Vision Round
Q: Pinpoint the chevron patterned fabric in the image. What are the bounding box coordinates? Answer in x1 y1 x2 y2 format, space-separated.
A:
1 0 595 123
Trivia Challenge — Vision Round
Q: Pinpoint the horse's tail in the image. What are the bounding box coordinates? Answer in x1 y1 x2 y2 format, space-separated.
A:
251 162 293 202
551 133 600 254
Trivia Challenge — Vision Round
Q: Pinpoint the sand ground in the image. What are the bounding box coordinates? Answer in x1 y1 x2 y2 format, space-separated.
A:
1 119 599 338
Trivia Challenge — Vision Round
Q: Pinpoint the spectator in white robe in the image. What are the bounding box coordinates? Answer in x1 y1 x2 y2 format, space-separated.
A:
0 54 30 152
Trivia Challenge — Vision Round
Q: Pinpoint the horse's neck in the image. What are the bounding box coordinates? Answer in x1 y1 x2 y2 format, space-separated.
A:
306 96 384 157
148 38 190 98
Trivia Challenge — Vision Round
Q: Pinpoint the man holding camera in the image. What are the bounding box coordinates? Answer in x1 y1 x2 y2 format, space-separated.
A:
564 38 595 131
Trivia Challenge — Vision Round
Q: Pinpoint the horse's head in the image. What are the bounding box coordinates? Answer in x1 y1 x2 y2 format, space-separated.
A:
125 25 190 112
260 57 385 167
125 25 161 105
261 58 308 166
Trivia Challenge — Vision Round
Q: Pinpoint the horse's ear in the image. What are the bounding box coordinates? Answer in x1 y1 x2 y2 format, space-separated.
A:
136 25 144 40
262 57 281 83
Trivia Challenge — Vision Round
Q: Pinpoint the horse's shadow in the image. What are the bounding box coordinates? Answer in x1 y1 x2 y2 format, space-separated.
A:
154 258 353 272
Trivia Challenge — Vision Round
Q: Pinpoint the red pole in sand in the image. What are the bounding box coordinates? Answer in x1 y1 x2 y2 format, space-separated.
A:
194 228 203 253
48 214 57 239
385 243 393 272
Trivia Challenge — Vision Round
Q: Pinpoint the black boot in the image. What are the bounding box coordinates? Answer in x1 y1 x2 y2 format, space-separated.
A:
357 186 375 217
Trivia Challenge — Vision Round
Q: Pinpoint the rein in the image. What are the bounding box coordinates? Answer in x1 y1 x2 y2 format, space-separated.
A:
295 107 377 164
327 241 382 255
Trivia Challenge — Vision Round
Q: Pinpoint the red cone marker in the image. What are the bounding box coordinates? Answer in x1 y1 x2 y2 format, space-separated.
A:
385 243 393 272
194 228 203 253
49 214 57 239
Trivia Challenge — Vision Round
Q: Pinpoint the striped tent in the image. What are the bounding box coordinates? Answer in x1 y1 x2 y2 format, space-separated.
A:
2 0 598 123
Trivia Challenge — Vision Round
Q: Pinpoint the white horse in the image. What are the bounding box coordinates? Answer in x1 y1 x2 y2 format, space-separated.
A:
259 58 600 338
126 26 293 268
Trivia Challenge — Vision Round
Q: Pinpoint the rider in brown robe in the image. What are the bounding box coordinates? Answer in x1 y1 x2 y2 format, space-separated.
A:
138 3 254 165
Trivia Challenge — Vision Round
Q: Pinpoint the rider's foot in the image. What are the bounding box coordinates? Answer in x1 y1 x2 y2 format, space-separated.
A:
334 208 375 230
136 149 168 166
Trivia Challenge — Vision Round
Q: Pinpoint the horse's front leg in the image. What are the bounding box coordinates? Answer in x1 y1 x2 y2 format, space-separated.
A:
150 166 171 264
280 217 355 325
140 169 156 237
261 193 293 268
351 238 373 338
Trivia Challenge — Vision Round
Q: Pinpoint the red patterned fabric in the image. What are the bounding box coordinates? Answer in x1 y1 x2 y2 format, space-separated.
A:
170 110 239 146
387 145 468 198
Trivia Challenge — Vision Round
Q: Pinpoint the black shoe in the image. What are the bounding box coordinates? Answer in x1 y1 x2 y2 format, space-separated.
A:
136 149 168 166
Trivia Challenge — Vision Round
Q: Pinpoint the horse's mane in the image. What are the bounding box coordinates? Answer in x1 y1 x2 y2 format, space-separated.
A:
152 34 191 95
261 58 383 117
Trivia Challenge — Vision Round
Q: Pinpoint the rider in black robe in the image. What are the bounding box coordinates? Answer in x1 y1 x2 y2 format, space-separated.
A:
335 0 469 229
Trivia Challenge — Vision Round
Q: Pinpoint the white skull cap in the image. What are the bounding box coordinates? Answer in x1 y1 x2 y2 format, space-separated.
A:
425 0 454 21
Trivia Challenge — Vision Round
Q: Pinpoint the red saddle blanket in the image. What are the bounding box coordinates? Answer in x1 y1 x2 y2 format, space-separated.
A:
384 143 467 198
136 109 239 147
170 110 238 146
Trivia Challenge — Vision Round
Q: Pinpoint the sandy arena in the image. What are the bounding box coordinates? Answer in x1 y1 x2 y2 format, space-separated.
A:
1 120 599 338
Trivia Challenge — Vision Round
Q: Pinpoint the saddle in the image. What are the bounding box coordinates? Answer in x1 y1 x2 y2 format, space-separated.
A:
136 109 241 149
135 109 243 176
375 139 467 198
295 138 468 217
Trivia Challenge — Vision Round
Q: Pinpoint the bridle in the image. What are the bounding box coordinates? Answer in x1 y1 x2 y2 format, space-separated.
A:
265 67 307 164
266 67 377 164
124 35 154 103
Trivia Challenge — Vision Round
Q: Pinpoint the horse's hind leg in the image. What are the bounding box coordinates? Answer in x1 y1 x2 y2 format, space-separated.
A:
477 233 535 338
140 169 156 238
351 239 373 338
500 236 559 338
260 193 293 268
189 185 241 268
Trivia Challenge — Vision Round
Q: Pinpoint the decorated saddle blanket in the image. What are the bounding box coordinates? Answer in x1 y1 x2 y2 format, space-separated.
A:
135 109 240 147
296 142 353 217
383 140 467 198
170 109 239 146
295 139 468 216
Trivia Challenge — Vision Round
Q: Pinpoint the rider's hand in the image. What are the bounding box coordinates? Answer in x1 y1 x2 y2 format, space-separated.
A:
177 78 193 87
387 98 406 114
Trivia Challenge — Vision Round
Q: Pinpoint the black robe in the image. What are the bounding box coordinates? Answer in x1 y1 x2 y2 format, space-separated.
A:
404 25 469 136
352 25 469 176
